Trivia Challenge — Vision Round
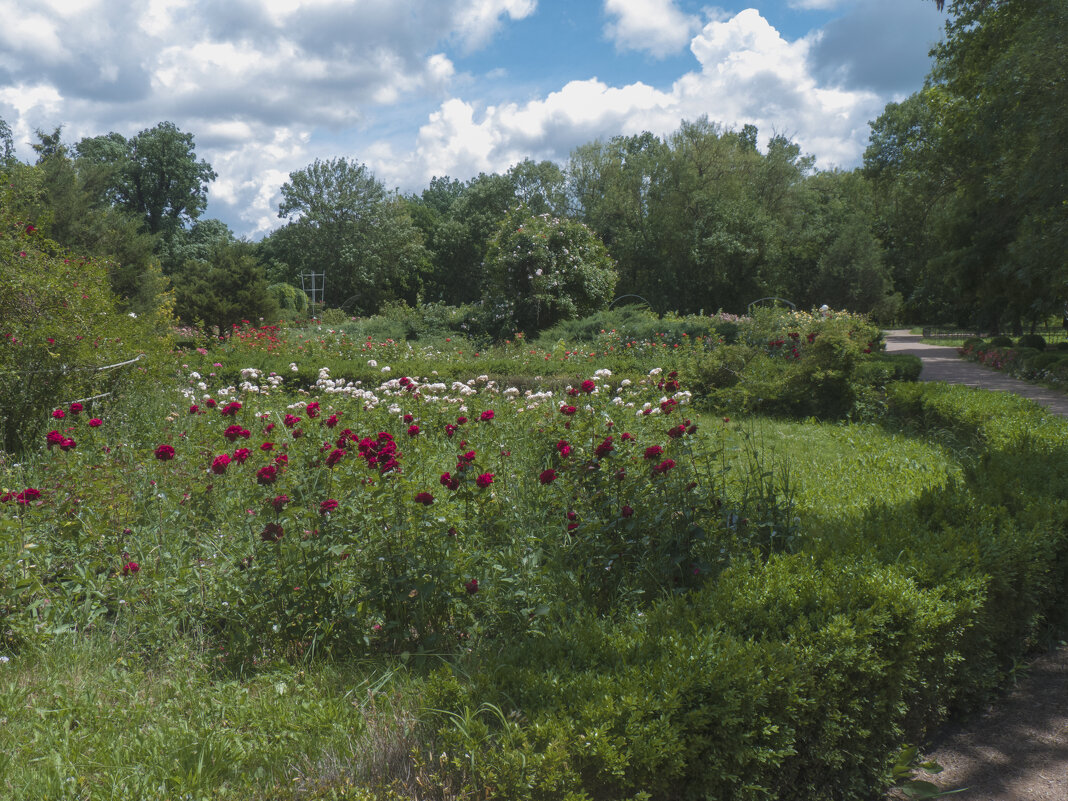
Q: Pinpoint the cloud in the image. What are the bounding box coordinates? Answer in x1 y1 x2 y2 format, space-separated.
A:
807 0 944 94
603 0 702 58
377 9 882 192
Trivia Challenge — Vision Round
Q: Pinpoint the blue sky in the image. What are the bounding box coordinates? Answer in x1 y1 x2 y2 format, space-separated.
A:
0 0 945 238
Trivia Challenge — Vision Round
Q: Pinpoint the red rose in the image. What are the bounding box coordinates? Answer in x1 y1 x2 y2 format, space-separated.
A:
622 505 634 518
52 408 66 419
46 430 64 447
69 402 83 415
211 454 231 474
479 409 494 422
560 404 577 416
475 473 494 488
653 459 676 474
464 578 479 594
60 438 77 451
644 445 663 460
154 444 175 461
260 522 284 542
16 488 41 504
407 424 420 437
220 401 242 416
305 402 320 418
271 494 289 512
232 448 251 463
539 468 557 485
325 448 346 468
403 413 414 423
456 416 468 425
257 465 278 485
440 472 460 491
122 561 140 575
260 442 274 451
414 491 434 506
283 414 301 428
320 498 339 515
88 418 103 427
594 437 614 459
580 379 595 393
556 439 571 457
325 414 339 428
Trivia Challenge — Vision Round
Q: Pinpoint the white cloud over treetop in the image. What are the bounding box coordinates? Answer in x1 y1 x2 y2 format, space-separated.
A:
603 0 703 58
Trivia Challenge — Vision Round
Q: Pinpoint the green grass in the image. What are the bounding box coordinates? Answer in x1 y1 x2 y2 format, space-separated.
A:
0 633 421 800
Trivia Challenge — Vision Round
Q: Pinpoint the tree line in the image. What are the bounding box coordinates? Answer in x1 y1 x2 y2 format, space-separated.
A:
1 0 1060 335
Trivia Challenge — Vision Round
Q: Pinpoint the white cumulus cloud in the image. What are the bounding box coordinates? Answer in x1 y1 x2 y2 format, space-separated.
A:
603 0 702 58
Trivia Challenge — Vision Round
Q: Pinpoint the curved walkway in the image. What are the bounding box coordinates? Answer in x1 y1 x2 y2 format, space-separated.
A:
883 330 1068 801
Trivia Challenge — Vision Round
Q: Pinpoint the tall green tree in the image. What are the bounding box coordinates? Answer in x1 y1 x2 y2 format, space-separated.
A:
76 121 216 240
268 158 428 314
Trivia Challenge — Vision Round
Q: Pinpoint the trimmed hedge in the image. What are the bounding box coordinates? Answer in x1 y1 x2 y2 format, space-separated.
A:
422 382 1068 800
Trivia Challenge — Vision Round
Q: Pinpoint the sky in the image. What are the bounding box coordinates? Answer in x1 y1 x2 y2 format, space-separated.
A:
0 0 945 239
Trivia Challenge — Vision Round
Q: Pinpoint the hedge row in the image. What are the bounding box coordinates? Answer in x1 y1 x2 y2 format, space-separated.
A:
422 382 1068 800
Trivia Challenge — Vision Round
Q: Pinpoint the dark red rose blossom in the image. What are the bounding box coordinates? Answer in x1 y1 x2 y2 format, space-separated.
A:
189 405 199 414
283 414 301 428
16 488 41 504
559 404 577 416
464 578 479 594
620 432 634 441
224 424 248 442
475 472 494 488
580 379 596 393
456 416 467 425
232 447 251 463
440 472 460 491
567 522 579 531
667 424 686 439
260 522 284 542
320 498 339 515
479 409 494 422
653 458 676 474
69 402 83 415
622 505 634 518
556 439 571 457
154 444 175 461
594 437 614 459
271 494 289 512
305 402 320 418
403 413 414 423
414 491 434 505
539 468 557 485
220 401 242 416
644 445 664 460
211 454 231 475
88 418 102 427
660 398 678 414
325 448 346 468
46 430 64 447
567 510 578 521
205 398 217 408
122 561 140 575
325 414 339 428
257 465 278 485
60 438 77 451
407 424 420 437
274 454 288 465
52 408 65 419
260 442 274 452
445 423 458 438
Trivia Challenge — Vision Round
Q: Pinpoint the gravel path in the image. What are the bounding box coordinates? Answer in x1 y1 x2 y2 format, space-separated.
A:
882 330 1068 800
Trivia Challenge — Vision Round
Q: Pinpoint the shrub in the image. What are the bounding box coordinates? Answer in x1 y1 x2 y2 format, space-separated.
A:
482 208 617 335
267 282 308 317
1016 333 1046 350
0 191 171 451
989 335 1013 347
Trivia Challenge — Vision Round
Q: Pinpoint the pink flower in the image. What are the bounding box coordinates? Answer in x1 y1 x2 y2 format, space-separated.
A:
52 408 66 419
320 498 339 515
479 409 495 422
653 459 676 474
60 438 77 451
475 472 494 489
414 491 434 506
16 488 41 504
121 561 140 575
464 578 479 594
211 454 231 474
88 418 103 427
556 439 571 457
271 494 289 512
539 468 557 485
154 444 175 461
